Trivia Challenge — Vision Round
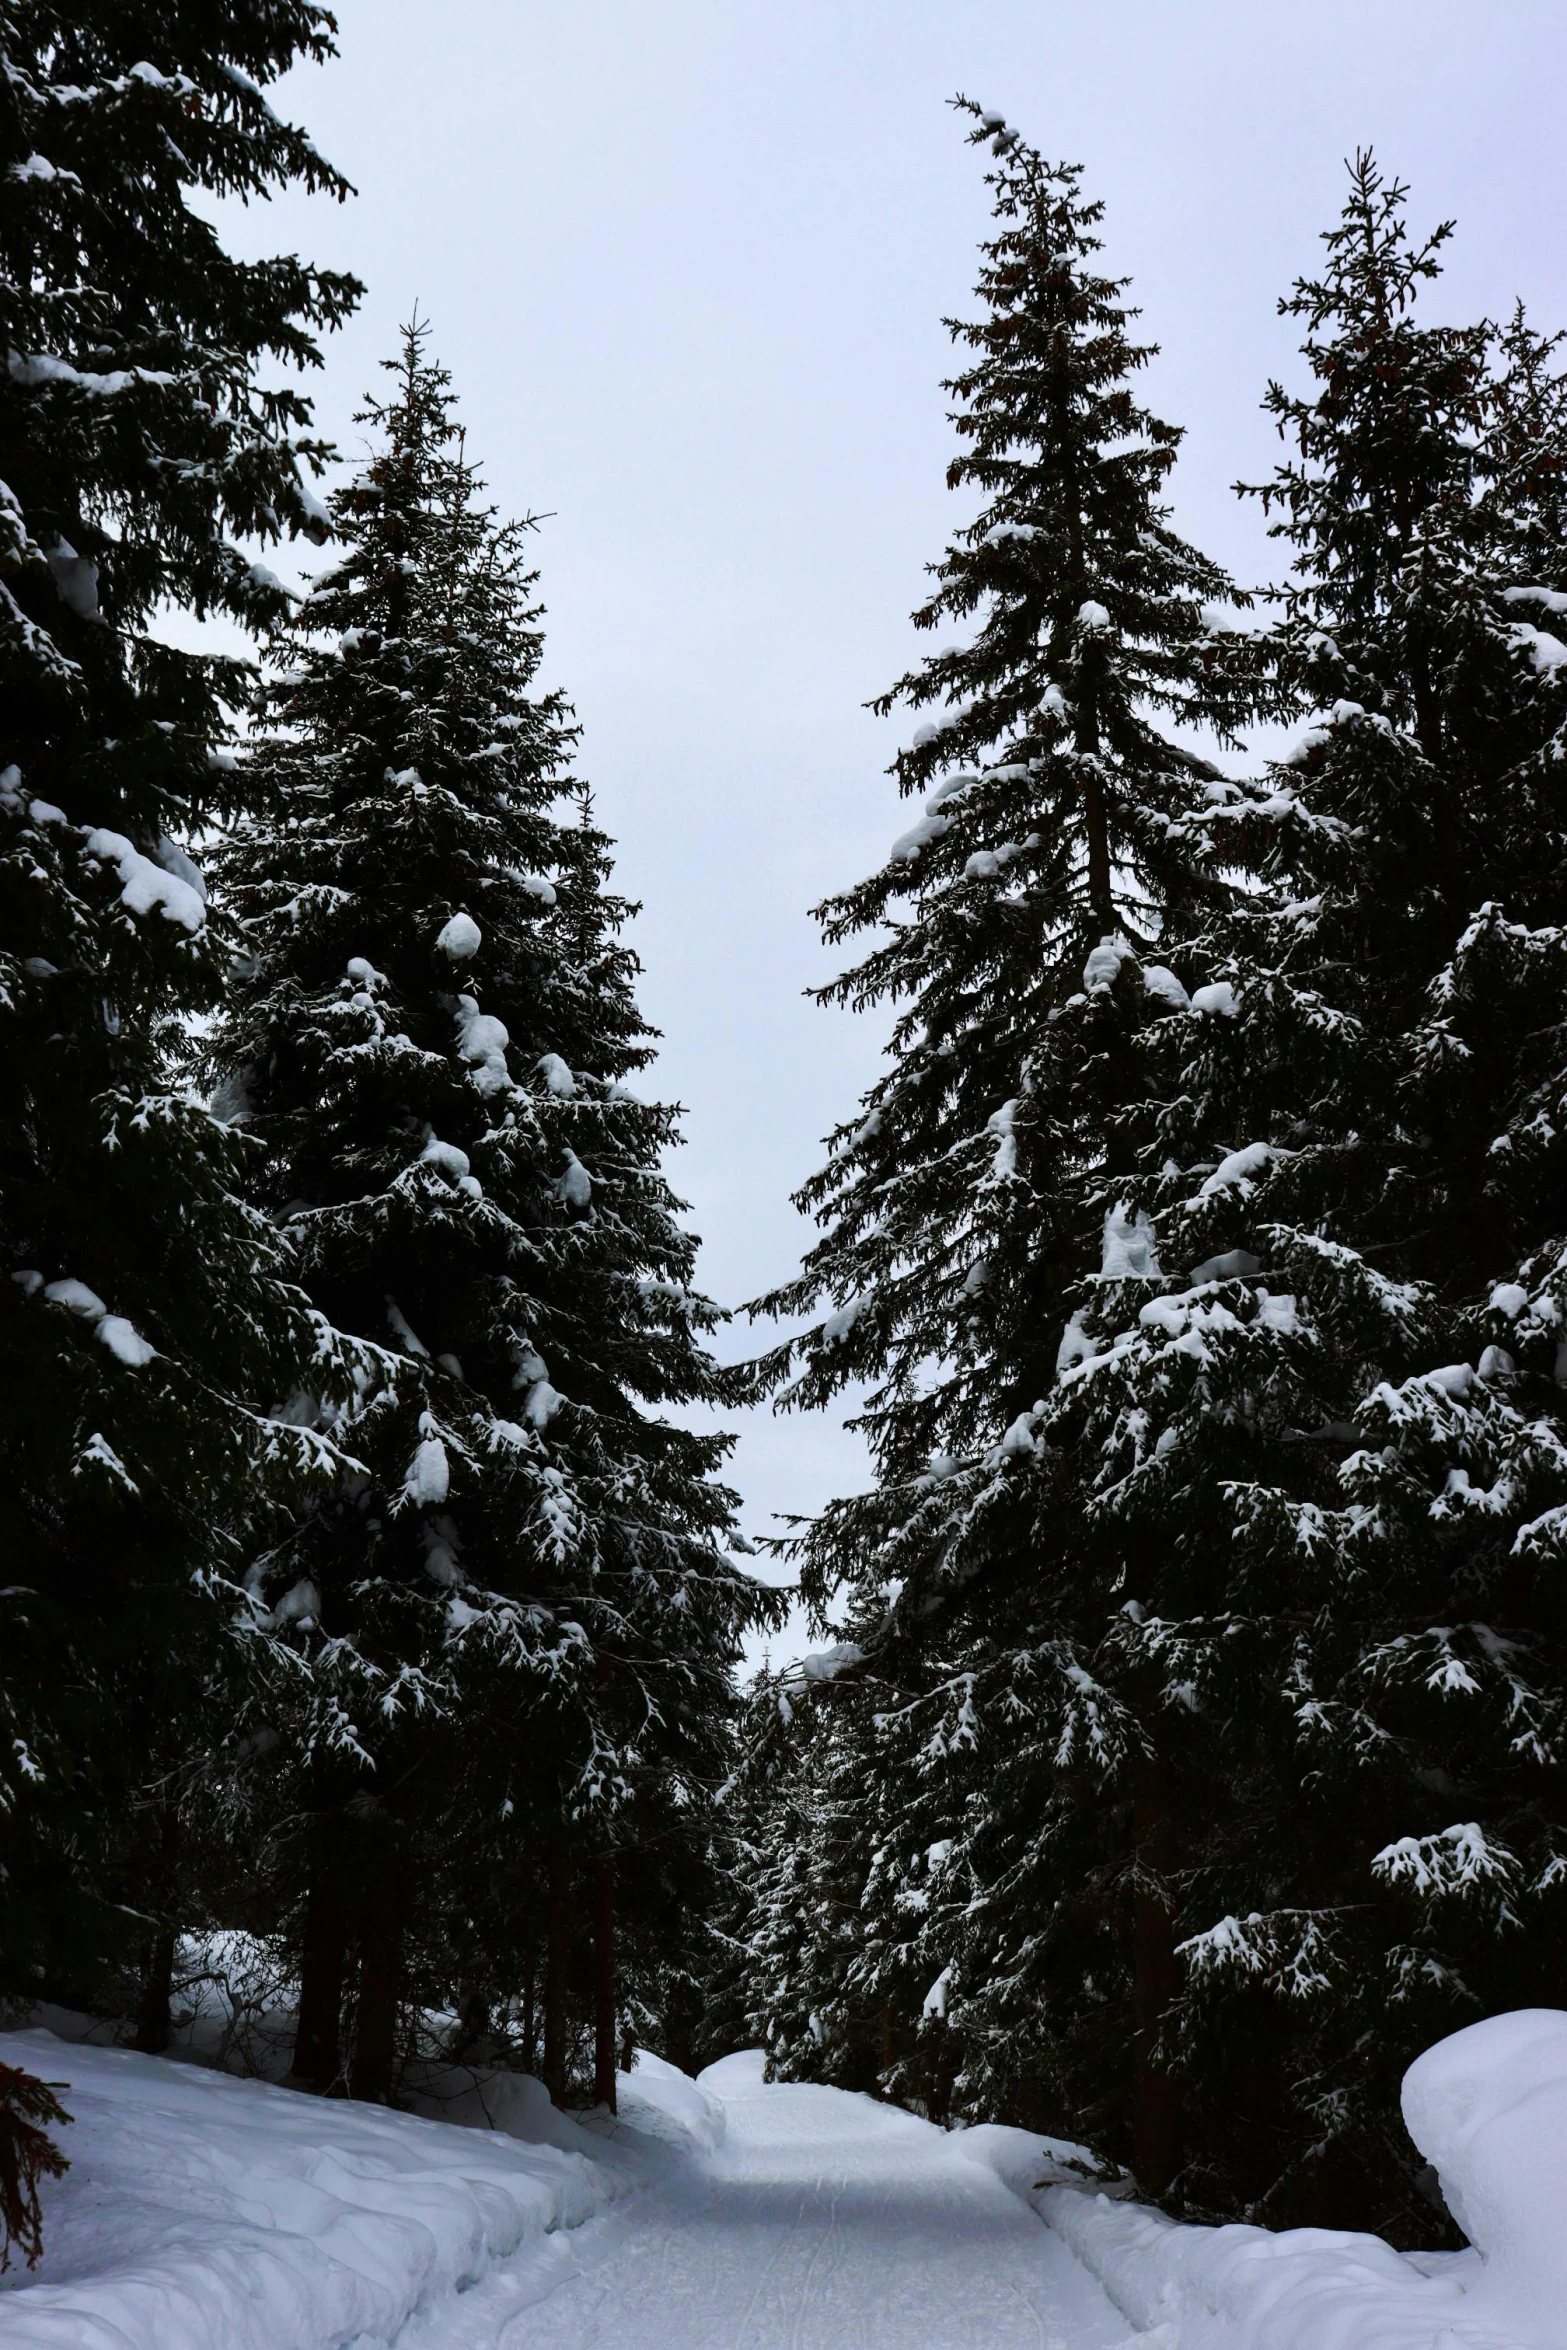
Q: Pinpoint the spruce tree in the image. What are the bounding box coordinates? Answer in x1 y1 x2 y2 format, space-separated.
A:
853 156 1567 2235
210 325 769 2102
749 101 1263 2165
1125 157 1567 2229
0 0 358 2221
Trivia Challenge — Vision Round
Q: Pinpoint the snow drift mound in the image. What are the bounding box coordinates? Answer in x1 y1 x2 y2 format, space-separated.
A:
1026 2007 1567 2350
1036 2188 1498 2350
618 2045 727 2154
1402 2007 1567 2343
0 2025 629 2350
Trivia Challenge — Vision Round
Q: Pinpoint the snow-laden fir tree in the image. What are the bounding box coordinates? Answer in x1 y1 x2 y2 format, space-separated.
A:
847 156 1567 2236
211 325 770 2102
395 789 782 2099
1130 156 1567 2230
0 0 359 2219
747 102 1267 2167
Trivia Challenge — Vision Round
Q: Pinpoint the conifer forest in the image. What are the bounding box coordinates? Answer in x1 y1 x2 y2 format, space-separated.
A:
4 6 1567 2340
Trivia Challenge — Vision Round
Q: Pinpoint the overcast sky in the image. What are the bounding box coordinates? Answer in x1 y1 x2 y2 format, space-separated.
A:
237 0 1567 1659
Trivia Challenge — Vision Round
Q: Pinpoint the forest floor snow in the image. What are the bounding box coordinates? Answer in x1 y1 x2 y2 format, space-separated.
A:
2 2015 1561 2350
483 2050 1127 2350
0 2031 1124 2350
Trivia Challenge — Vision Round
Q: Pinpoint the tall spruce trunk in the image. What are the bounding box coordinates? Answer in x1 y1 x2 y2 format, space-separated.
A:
349 1821 403 2103
293 1809 349 2092
133 1928 177 2055
521 1913 537 2078
592 1848 616 2112
132 1801 180 2054
1131 1754 1182 2196
542 1832 570 2106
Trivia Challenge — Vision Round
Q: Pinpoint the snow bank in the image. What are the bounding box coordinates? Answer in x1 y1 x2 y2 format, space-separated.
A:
0 2024 630 2350
1006 2011 1567 2349
1035 2187 1501 2350
400 2058 600 2156
1402 2008 1567 2344
698 2046 770 2095
402 2045 724 2165
11 2010 1563 2350
611 2048 728 2156
958 2119 1111 2198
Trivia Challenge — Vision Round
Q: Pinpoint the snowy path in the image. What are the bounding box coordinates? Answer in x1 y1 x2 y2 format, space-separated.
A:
415 2052 1129 2350
11 2023 1542 2349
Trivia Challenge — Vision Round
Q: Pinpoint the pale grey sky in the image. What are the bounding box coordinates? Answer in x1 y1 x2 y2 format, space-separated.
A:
233 1 1567 1656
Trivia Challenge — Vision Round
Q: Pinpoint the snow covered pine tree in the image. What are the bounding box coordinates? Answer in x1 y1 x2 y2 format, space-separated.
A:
1063 156 1567 2234
210 324 770 2106
748 100 1267 2179
867 155 1567 2236
0 0 358 2258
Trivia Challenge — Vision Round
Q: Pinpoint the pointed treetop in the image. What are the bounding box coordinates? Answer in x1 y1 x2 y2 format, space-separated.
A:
1244 151 1490 706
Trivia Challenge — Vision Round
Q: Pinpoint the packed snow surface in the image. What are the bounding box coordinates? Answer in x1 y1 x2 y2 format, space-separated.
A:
8 2014 1567 2348
0 2025 621 2350
0 2032 1125 2350
491 2052 1127 2350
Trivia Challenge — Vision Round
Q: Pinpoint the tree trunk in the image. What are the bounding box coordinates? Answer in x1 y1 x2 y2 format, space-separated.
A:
293 1810 349 2092
878 2002 896 2084
133 1927 176 2055
349 1824 402 2103
593 1848 616 2112
1132 1757 1182 2196
1078 755 1114 935
542 1832 570 2106
132 1801 180 2054
521 1915 537 2079
1060 357 1112 937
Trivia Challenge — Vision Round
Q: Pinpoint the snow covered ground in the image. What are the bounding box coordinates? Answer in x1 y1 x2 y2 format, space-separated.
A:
0 2032 1123 2350
977 2010 1567 2350
0 2024 635 2350
486 2051 1127 2350
3 2012 1564 2349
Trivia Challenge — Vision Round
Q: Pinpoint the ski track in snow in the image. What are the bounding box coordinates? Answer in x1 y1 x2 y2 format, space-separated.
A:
418 2053 1127 2350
